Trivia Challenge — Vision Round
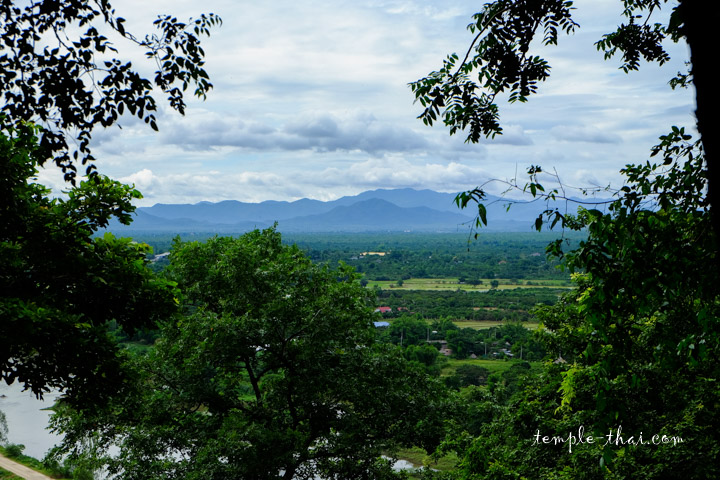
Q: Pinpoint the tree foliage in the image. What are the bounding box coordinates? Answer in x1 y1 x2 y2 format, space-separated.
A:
1 0 219 404
50 229 447 479
412 0 683 142
426 132 720 479
411 0 719 231
0 122 178 404
0 0 220 181
410 0 577 142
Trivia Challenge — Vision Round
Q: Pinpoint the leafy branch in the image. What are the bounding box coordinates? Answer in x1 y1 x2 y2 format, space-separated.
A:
409 0 577 143
0 0 221 182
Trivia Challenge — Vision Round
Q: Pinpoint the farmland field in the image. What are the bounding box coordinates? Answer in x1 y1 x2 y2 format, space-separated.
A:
368 277 571 291
451 320 541 330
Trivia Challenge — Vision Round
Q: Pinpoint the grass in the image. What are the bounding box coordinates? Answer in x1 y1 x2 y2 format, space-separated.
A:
368 277 572 291
441 357 539 376
384 317 540 331
0 468 22 480
451 319 540 330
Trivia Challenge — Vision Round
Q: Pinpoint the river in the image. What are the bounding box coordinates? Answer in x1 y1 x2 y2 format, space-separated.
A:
0 382 63 460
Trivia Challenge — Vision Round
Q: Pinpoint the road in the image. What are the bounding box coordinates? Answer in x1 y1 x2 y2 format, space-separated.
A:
0 454 54 480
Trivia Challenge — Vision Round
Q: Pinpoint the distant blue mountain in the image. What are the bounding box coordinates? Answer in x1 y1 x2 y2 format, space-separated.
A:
277 199 471 232
139 198 330 223
105 188 599 233
331 188 460 212
138 188 461 224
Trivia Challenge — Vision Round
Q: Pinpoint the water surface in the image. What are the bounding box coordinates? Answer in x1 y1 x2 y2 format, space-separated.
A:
0 382 62 460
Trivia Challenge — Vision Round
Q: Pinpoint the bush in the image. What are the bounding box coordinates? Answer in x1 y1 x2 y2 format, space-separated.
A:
41 454 72 478
455 364 491 387
4 444 25 458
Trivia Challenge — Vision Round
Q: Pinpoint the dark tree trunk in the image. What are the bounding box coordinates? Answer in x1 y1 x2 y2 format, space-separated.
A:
680 0 720 236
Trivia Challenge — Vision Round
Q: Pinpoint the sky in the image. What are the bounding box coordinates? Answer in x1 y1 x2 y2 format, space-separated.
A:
37 0 696 206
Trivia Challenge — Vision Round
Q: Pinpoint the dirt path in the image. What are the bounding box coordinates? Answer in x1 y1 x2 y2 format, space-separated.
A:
0 454 53 480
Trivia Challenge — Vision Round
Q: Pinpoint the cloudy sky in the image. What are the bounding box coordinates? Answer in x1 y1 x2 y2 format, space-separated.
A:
39 0 696 206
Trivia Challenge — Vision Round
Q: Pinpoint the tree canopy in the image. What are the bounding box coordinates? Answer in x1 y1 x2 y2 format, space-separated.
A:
0 122 178 404
410 2 720 477
1 0 219 402
49 229 447 479
414 132 720 480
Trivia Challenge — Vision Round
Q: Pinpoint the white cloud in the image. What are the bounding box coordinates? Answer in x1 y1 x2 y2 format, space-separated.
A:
36 0 695 205
550 125 622 144
121 169 156 191
121 159 496 206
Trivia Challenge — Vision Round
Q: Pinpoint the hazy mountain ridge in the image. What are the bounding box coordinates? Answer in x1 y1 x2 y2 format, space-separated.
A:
107 188 594 233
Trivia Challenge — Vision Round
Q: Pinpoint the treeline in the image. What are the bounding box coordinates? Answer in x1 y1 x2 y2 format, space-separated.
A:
131 231 581 281
294 232 579 281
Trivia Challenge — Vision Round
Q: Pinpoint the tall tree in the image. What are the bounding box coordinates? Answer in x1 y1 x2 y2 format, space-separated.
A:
49 229 447 480
423 131 720 480
1 0 219 402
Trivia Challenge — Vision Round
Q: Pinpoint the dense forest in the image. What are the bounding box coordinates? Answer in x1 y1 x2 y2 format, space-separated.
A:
141 231 579 281
2 1 719 479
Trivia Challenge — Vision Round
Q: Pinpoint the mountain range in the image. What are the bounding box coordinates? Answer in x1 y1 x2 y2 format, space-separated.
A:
107 188 589 233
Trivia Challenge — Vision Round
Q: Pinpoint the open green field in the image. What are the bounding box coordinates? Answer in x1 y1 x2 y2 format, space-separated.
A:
388 319 540 330
441 358 540 375
384 317 540 331
368 277 572 291
451 320 540 330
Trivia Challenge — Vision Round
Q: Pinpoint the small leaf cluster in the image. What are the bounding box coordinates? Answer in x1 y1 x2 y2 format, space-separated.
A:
595 0 680 73
411 0 690 146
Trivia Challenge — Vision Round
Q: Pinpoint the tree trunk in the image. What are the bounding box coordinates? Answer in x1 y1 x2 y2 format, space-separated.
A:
680 0 720 237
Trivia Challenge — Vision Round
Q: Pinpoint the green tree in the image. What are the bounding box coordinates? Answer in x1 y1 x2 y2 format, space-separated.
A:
412 9 720 473
387 315 431 346
540 132 720 474
430 133 720 479
0 0 220 181
49 229 447 479
446 328 479 359
1 123 178 404
404 343 441 376
455 364 491 387
1 0 218 403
